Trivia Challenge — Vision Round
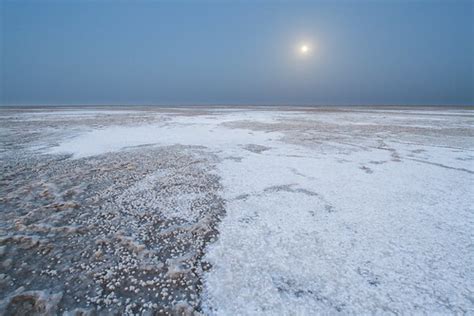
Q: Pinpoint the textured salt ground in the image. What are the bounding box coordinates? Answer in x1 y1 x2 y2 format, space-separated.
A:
1 107 473 315
0 109 228 314
204 146 473 314
201 111 473 314
0 145 225 315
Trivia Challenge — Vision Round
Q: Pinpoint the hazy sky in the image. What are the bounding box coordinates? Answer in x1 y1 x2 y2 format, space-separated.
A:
1 0 473 106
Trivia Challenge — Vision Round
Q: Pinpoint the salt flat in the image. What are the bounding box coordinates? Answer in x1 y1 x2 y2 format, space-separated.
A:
0 106 473 315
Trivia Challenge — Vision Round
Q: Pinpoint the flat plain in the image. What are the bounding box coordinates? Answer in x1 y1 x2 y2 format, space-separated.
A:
0 106 473 315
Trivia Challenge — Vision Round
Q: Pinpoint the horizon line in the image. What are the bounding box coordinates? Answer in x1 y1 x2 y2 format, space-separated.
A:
1 103 473 108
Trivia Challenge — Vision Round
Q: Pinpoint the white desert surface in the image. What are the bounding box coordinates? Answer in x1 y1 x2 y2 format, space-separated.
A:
0 106 473 315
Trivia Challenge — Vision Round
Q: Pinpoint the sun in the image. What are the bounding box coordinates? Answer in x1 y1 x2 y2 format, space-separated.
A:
295 40 316 59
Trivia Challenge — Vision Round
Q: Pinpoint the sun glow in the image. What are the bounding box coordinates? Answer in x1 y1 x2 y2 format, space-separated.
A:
297 42 312 58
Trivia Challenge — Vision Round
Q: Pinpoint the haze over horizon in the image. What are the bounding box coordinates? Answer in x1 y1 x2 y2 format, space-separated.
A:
1 0 473 106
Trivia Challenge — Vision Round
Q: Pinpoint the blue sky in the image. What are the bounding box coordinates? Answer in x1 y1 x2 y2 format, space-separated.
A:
1 0 473 105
